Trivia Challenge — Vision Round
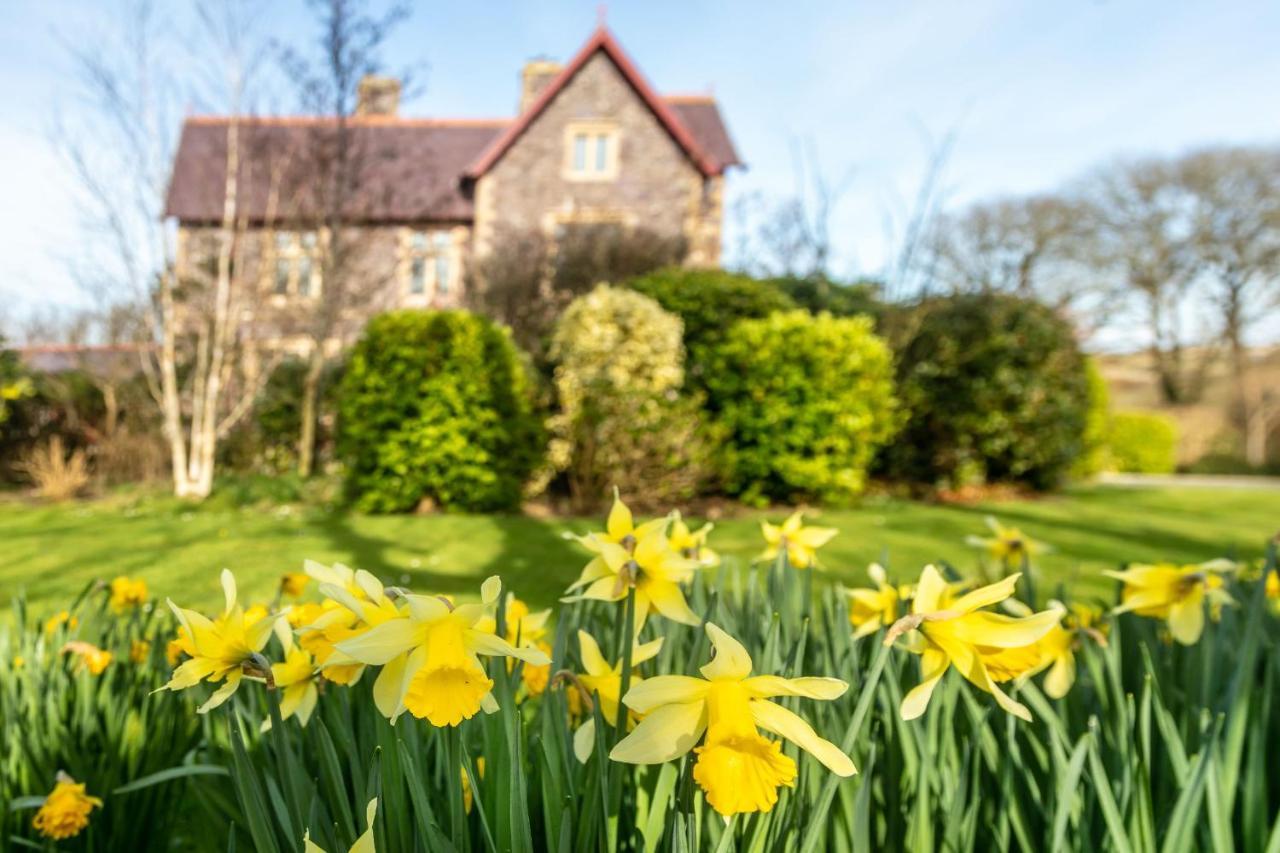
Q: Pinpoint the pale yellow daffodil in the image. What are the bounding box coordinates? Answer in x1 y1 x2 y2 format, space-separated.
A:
299 562 404 686
568 629 664 762
846 563 901 639
262 630 320 731
610 623 855 816
760 511 836 570
477 593 553 696
334 576 550 727
669 511 719 567
886 566 1061 721
159 569 280 713
108 576 148 613
304 798 377 853
1105 559 1236 645
965 516 1046 565
1266 569 1279 614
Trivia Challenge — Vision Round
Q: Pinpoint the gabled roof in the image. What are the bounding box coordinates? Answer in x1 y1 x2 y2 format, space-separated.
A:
464 26 737 179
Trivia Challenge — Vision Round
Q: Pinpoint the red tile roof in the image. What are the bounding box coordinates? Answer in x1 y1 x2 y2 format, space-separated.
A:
164 27 740 224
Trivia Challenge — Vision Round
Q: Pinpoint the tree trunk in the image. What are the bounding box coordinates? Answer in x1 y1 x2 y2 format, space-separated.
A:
298 345 325 477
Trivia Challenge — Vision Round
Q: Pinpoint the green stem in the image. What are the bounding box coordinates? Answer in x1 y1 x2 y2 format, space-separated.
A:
446 725 468 850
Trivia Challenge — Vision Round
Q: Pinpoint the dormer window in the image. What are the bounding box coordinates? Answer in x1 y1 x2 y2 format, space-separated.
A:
564 121 618 181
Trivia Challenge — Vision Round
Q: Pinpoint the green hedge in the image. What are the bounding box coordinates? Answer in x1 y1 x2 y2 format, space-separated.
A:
1071 357 1111 478
336 310 543 513
703 310 898 504
886 293 1089 490
1108 411 1178 473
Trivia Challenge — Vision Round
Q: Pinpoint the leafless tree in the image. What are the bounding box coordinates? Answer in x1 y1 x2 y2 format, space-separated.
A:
1180 146 1280 463
59 0 277 498
276 0 411 477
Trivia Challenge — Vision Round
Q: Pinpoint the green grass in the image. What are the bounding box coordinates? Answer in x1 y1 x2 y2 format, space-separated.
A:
2 484 1276 617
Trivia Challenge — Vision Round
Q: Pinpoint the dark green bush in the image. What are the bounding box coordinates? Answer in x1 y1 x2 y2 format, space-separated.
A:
886 293 1088 490
627 268 794 371
1108 411 1178 474
703 310 898 504
336 310 543 513
221 358 345 475
768 275 886 322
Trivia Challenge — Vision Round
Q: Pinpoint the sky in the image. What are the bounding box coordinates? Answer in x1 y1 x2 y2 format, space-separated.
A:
2 0 1279 344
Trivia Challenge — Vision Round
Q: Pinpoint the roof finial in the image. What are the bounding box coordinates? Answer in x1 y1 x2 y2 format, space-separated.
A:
596 3 607 28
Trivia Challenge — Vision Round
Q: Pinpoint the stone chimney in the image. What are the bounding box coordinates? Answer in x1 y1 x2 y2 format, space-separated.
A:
356 75 401 116
519 59 562 113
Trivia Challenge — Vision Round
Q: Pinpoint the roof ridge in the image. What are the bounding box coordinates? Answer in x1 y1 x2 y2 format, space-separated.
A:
184 115 512 128
664 93 717 104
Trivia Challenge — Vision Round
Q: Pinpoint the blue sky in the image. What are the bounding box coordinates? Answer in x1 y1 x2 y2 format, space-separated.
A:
2 1 1279 342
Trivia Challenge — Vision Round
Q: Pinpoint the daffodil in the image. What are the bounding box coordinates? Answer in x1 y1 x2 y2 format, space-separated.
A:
567 629 663 762
108 576 149 612
334 576 550 726
886 566 1061 721
130 639 151 664
1267 569 1280 615
300 562 404 685
158 569 280 713
44 611 78 634
1105 559 1236 645
477 594 553 696
669 511 719 567
965 516 1046 566
304 798 377 853
760 511 836 569
61 641 113 675
32 773 102 841
281 572 310 598
166 626 193 667
262 632 320 731
566 496 702 628
846 563 901 638
610 623 855 816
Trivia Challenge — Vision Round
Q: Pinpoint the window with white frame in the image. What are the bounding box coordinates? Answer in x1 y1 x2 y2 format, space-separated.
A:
404 229 454 298
564 121 618 180
269 231 321 297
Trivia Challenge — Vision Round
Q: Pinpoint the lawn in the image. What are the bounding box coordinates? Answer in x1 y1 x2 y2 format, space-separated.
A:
2 483 1276 617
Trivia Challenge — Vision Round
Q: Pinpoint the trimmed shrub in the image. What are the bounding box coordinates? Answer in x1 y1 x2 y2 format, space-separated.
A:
547 285 713 510
886 293 1089 490
1071 357 1111 478
769 275 885 322
627 268 795 373
1108 411 1178 473
703 310 898 504
336 310 543 513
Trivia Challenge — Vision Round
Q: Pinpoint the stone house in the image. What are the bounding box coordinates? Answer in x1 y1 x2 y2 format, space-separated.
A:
163 26 741 352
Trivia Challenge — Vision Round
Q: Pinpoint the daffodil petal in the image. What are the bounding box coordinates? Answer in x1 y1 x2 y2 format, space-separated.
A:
947 610 1061 649
947 574 1021 614
645 581 701 627
198 669 242 714
577 630 610 676
350 798 377 853
1167 589 1205 645
742 675 848 701
1044 654 1075 699
901 646 949 720
606 491 633 540
335 618 419 665
621 675 710 713
751 699 855 776
699 623 753 680
632 637 664 666
573 719 596 763
913 565 949 614
372 652 410 719
609 700 707 765
468 630 551 665
794 526 837 549
220 569 237 615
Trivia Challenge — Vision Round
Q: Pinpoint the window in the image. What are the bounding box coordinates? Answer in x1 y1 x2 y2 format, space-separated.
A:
404 229 453 299
564 121 618 180
269 231 321 297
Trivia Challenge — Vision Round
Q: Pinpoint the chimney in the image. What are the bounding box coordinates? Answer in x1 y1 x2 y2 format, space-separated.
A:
519 59 562 113
356 75 401 116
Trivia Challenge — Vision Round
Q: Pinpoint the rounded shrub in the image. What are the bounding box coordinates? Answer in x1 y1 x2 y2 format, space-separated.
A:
336 310 543 513
887 293 1089 490
547 284 713 510
627 268 795 370
1107 411 1178 473
703 310 898 504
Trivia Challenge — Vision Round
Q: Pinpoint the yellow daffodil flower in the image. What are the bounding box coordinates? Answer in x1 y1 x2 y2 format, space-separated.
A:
61 641 113 675
262 632 320 731
477 594 553 696
280 572 310 598
44 611 78 635
568 629 664 762
846 563 901 639
300 563 404 686
32 773 102 841
108 576 148 612
1267 569 1279 614
965 516 1046 565
304 798 377 853
886 566 1061 721
760 511 837 570
566 498 702 628
130 640 151 663
158 569 280 714
1105 559 1236 645
166 626 193 667
610 623 855 816
669 511 719 567
334 576 550 727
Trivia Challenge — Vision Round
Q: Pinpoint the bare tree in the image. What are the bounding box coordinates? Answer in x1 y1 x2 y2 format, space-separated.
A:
1180 146 1280 464
276 0 410 477
1079 158 1209 404
60 0 276 498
